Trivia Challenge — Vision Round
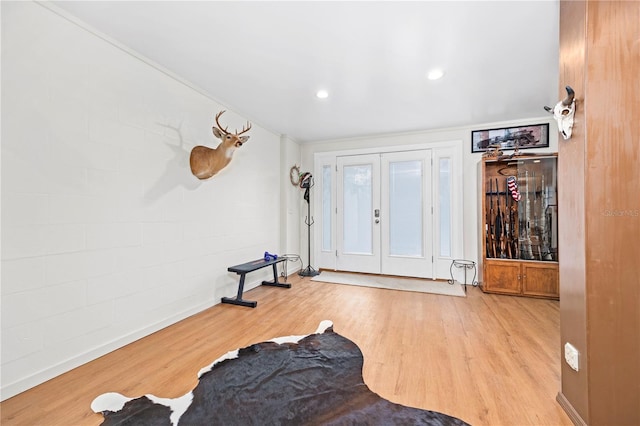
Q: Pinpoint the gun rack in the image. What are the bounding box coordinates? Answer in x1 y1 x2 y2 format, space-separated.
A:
478 154 559 299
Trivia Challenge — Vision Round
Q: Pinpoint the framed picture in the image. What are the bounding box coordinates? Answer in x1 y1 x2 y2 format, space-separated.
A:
471 123 549 153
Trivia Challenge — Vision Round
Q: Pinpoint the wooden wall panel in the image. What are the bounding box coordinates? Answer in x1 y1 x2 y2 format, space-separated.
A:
557 0 588 422
584 1 640 424
558 1 640 424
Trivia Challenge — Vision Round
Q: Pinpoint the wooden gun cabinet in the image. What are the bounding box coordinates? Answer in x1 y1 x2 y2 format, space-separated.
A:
478 154 559 299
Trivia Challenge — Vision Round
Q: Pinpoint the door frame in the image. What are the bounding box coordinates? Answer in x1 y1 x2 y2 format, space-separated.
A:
313 140 464 279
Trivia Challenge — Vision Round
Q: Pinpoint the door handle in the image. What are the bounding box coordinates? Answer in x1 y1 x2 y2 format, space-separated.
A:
374 209 380 218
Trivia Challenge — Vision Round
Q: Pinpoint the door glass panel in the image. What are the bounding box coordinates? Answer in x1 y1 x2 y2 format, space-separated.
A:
389 160 423 257
343 164 372 254
321 165 332 251
439 158 451 257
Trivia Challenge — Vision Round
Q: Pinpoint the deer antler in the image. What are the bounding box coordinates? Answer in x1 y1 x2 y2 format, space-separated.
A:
236 121 252 135
215 110 230 134
216 110 252 136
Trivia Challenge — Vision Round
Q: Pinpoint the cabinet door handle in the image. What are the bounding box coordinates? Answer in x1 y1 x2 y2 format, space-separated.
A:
517 275 521 280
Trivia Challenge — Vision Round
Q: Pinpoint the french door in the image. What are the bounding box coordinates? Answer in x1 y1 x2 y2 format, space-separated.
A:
336 150 433 278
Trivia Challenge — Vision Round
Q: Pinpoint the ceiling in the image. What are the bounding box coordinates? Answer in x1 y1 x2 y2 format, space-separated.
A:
52 1 560 143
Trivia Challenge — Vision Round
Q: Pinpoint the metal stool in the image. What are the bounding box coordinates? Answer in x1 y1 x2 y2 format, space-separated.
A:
448 259 478 293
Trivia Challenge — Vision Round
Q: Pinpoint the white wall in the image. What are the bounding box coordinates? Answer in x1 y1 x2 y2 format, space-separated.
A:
301 119 559 267
1 2 281 400
279 135 302 270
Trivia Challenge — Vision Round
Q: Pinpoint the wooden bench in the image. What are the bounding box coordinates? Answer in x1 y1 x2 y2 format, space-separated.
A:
222 257 291 308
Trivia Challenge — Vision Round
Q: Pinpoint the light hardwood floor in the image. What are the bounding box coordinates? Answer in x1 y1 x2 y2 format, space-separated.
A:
1 274 571 425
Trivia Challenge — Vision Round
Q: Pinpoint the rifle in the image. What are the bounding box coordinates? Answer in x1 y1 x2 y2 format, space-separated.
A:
502 179 510 258
489 179 496 258
533 171 543 260
485 181 492 258
495 178 504 258
504 177 512 259
524 170 534 260
512 176 519 259
540 173 553 260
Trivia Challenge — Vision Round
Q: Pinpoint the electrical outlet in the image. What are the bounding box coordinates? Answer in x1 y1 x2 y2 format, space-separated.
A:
564 342 580 371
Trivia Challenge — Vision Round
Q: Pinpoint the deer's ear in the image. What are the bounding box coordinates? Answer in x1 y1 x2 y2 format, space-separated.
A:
212 127 223 139
239 136 250 143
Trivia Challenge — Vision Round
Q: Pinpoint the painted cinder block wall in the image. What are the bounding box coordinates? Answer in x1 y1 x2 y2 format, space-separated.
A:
1 2 281 400
280 135 302 263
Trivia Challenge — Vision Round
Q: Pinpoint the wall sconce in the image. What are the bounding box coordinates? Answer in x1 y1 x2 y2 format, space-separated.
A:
545 86 576 140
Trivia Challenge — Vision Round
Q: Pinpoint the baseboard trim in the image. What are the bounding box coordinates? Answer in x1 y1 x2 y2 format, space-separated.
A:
0 300 216 401
556 391 587 426
1 273 278 401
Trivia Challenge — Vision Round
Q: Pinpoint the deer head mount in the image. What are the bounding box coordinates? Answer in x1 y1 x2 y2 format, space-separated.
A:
189 110 252 180
545 86 576 140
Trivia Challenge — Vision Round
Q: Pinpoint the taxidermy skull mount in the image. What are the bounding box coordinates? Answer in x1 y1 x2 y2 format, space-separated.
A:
189 110 252 180
545 86 576 140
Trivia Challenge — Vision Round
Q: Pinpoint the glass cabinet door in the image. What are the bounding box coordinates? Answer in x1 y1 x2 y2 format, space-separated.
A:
483 156 558 262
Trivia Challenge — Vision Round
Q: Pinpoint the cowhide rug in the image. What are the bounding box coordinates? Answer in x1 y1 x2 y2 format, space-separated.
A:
92 320 469 425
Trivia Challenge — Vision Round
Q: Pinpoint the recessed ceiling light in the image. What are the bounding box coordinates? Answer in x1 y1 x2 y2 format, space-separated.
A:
316 90 329 99
427 69 445 80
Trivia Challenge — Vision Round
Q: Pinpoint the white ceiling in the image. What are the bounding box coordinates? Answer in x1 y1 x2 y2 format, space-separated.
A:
52 1 559 143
